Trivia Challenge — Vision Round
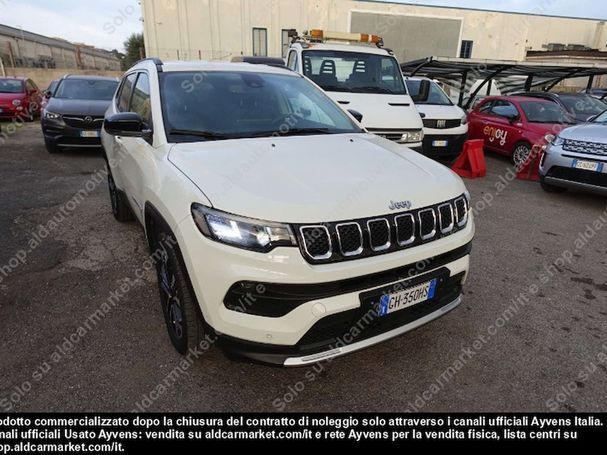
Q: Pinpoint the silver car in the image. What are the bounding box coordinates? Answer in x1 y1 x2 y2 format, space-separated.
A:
540 110 607 196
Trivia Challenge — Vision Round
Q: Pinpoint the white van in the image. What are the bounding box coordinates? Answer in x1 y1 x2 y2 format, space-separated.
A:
286 30 424 151
405 77 469 163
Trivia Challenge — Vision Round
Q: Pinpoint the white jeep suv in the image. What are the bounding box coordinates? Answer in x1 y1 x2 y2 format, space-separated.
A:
101 58 474 366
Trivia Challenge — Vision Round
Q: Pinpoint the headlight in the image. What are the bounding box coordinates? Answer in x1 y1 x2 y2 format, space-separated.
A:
191 204 296 252
12 99 21 106
461 114 468 125
45 111 61 120
551 135 564 146
401 130 424 143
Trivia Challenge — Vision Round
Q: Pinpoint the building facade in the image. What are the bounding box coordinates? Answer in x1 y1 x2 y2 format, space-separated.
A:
0 24 121 71
141 0 607 64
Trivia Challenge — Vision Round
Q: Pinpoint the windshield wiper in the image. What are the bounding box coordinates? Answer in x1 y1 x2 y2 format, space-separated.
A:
350 86 396 94
169 129 234 140
275 127 334 137
244 128 335 138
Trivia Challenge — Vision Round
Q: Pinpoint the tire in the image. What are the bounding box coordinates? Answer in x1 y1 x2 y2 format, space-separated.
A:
512 142 532 168
107 168 135 222
153 229 205 355
44 140 59 154
540 176 567 193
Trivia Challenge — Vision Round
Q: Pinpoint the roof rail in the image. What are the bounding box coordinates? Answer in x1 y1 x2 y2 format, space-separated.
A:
134 57 164 72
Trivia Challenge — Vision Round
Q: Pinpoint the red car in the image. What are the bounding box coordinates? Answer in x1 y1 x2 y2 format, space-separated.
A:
0 77 43 121
468 95 575 166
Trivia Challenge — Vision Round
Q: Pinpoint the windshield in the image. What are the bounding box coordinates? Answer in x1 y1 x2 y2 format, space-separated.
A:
407 79 452 105
301 50 407 95
559 94 607 116
161 71 363 141
593 110 607 123
47 80 59 95
520 101 574 124
0 79 24 94
55 79 118 101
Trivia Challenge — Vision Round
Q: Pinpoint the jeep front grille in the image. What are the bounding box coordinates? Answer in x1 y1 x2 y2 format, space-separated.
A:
562 139 607 157
295 195 469 264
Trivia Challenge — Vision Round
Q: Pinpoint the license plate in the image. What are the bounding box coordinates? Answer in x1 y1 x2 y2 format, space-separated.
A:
375 279 438 317
572 159 603 172
432 140 448 147
80 130 99 138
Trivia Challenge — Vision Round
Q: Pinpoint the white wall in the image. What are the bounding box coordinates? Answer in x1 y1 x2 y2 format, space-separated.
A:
141 0 607 62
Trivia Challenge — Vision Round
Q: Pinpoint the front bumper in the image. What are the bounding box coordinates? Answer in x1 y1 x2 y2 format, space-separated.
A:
178 212 474 363
540 144 607 196
42 119 102 148
421 125 468 163
0 105 24 120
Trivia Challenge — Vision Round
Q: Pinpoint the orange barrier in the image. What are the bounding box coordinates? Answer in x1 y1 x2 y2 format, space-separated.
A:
516 145 542 181
451 139 487 179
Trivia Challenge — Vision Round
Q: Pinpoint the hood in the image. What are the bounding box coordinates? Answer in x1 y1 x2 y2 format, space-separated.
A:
415 104 465 120
325 92 423 130
168 133 466 223
524 121 568 137
45 98 111 116
559 123 607 144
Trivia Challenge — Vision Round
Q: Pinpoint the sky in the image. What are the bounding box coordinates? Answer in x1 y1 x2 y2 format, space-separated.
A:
0 0 606 52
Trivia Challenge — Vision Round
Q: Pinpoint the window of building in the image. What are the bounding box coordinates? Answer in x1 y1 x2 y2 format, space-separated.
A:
253 28 268 57
281 29 293 58
460 40 473 59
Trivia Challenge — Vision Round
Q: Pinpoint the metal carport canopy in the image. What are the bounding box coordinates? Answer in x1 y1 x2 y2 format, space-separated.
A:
401 56 607 108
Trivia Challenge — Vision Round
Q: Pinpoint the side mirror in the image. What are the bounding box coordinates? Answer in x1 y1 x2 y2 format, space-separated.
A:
411 80 431 103
43 90 52 98
348 109 363 123
507 114 519 124
104 112 152 138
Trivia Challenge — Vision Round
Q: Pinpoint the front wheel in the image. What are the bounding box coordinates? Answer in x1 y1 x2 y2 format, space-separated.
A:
512 142 532 167
154 230 206 355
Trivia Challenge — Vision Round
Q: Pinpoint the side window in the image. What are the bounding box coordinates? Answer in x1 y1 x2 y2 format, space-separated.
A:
491 100 518 118
478 101 493 113
130 73 152 126
117 73 137 112
287 51 298 71
26 80 37 92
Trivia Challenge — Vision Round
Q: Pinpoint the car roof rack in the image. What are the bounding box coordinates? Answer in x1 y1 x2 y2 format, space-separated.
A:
291 29 385 49
134 57 164 72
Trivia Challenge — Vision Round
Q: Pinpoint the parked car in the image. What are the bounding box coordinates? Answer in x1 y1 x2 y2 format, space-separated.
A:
0 76 42 121
101 58 474 366
468 96 576 166
40 79 59 109
583 88 607 100
41 75 119 153
286 30 425 151
406 77 468 163
514 92 607 123
540 109 607 195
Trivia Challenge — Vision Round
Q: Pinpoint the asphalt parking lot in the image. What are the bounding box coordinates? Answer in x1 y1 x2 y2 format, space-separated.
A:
0 122 606 413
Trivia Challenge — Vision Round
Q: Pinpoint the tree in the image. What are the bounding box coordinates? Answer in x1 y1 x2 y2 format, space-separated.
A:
123 33 145 70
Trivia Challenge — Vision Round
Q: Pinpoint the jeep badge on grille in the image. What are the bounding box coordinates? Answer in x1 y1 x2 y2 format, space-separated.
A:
389 200 412 211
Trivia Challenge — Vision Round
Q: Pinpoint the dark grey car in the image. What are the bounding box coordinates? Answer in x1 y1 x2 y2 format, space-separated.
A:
41 75 119 153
